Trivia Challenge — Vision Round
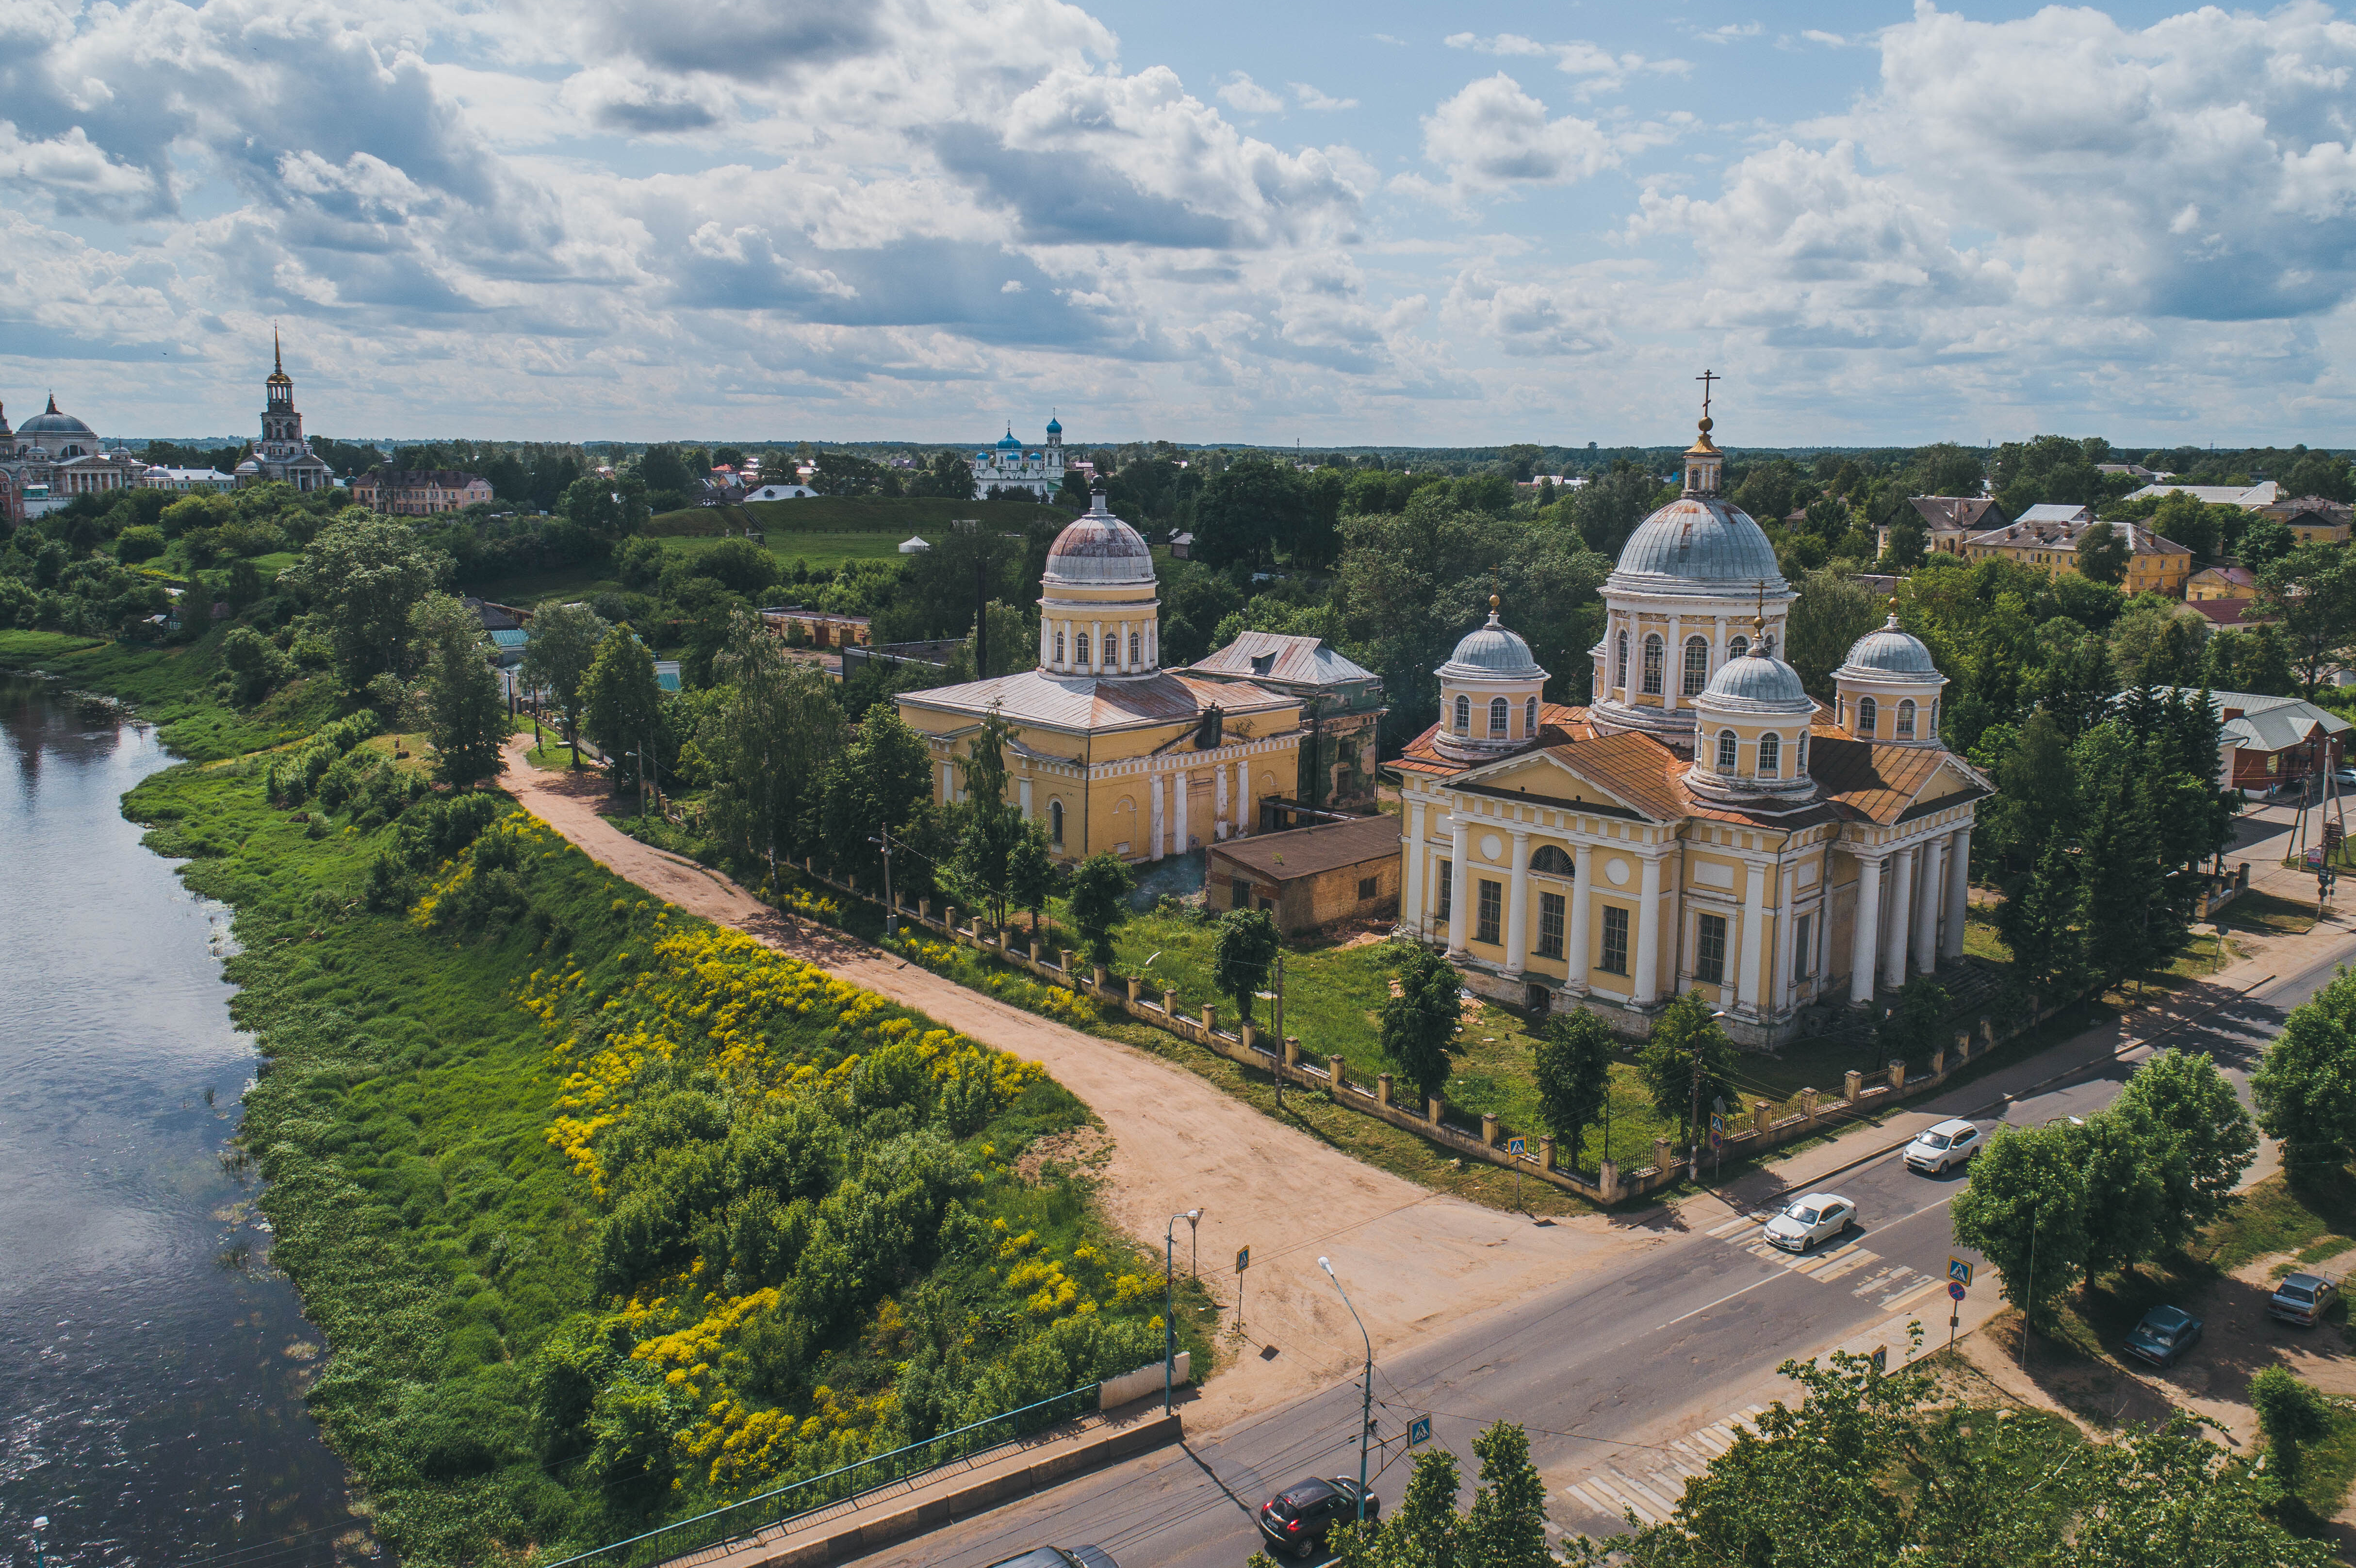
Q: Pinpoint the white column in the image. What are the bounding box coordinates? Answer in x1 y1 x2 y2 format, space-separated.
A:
1405 800 1427 932
1446 818 1472 957
1503 830 1531 979
1850 853 1884 1004
1738 859 1767 1013
1714 613 1728 673
1914 837 1945 976
1091 620 1103 673
1567 843 1593 994
1943 827 1972 961
1233 758 1249 836
1147 621 1158 669
1150 774 1166 862
1775 866 1798 1018
1664 613 1683 711
1039 621 1052 667
1214 764 1229 841
1175 769 1191 854
1018 778 1033 818
940 760 954 802
1883 845 1915 990
1634 851 1665 1006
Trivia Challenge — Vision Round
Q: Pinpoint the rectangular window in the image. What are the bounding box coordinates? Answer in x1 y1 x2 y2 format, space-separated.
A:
1695 913 1728 985
1793 913 1814 983
1358 876 1379 900
1600 906 1630 975
1234 877 1252 909
1537 891 1566 960
1476 879 1503 945
1436 860 1452 923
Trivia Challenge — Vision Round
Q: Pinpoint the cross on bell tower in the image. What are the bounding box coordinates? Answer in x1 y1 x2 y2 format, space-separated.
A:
1681 370 1724 497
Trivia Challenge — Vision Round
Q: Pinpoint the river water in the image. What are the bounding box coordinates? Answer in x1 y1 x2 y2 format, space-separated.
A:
0 677 372 1568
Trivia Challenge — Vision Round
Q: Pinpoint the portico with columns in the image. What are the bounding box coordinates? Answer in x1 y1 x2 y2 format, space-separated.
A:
1394 392 1992 1047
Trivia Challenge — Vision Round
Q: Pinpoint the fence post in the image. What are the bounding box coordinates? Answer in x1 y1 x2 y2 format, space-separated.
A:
1127 976 1143 1003
1800 1088 1819 1124
1931 1045 1946 1077
1844 1069 1862 1103
1061 949 1076 975
1284 1035 1300 1071
1240 1021 1256 1052
1428 1094 1445 1124
944 906 957 942
1539 1134 1556 1174
1599 1158 1622 1203
1889 1058 1907 1093
1327 1054 1346 1098
1482 1112 1501 1146
1979 1016 1995 1049
1751 1097 1771 1134
1652 1136 1671 1173
997 929 1009 956
1954 1028 1972 1062
1094 964 1108 991
1201 1003 1218 1035
1377 1073 1393 1108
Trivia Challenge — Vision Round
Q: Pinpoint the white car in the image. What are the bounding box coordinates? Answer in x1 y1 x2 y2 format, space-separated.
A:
1763 1192 1856 1253
1905 1118 1983 1174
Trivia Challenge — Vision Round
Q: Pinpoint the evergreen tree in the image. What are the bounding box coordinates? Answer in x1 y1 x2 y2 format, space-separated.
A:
581 624 666 796
2078 765 2166 987
949 706 1025 925
1998 837 2086 1008
1636 992 1740 1146
1067 852 1134 967
1381 946 1461 1102
1534 1010 1614 1164
408 592 508 786
1211 908 1280 1026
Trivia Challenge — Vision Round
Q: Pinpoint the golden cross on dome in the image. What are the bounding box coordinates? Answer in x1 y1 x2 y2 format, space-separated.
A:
1697 368 1719 419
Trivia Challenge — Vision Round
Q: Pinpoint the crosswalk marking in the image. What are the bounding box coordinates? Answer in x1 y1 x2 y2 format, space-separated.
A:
1560 1406 1769 1529
1881 1277 1946 1313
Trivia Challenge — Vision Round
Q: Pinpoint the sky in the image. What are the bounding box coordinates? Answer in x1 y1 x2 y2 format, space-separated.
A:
4 0 2356 448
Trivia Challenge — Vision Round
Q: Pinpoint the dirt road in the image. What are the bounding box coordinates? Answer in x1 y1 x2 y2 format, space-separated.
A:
500 738 1649 1431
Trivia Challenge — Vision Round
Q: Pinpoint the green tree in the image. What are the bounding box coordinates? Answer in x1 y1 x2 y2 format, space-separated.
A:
2075 521 2129 585
1534 1010 1613 1162
817 706 933 892
2077 1101 2169 1280
520 600 612 768
1877 975 1950 1062
1951 1122 2089 1328
704 612 842 865
1636 992 1738 1147
561 474 651 539
2000 838 2088 1010
277 511 452 688
1381 945 1461 1103
218 625 293 706
1782 567 1886 697
581 624 666 797
1067 852 1134 967
408 592 508 786
2078 763 2166 988
693 537 781 596
1211 908 1281 1027
949 707 1025 925
2115 1047 2257 1252
1466 1421 1551 1568
1193 453 1303 572
2250 1365 2334 1486
2257 540 2356 696
1329 1444 1460 1568
1006 824 1057 944
2254 968 2356 1176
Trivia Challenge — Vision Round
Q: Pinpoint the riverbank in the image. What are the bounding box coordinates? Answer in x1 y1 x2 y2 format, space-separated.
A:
6 633 1198 1568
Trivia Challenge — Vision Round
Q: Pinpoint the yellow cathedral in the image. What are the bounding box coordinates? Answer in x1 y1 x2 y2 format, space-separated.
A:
1396 406 1993 1047
896 493 1307 862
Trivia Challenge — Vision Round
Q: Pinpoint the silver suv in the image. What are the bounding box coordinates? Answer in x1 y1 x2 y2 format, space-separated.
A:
1905 1118 1982 1174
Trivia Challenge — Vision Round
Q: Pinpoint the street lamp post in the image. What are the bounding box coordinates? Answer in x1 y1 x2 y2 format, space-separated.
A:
1165 1208 1201 1414
1318 1257 1374 1526
31 1516 47 1568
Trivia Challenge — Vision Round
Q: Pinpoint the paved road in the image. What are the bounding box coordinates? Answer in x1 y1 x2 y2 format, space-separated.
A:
893 935 2352 1568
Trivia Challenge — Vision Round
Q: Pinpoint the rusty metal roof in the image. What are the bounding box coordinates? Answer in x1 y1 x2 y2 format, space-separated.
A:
1808 737 1987 825
1208 813 1400 882
1187 632 1379 687
898 670 1293 733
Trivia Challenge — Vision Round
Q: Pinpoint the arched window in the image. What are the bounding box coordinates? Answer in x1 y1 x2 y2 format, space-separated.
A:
1489 697 1509 736
1048 800 1064 845
1897 698 1917 738
1763 631 1778 657
1129 630 1141 667
1758 732 1781 778
1684 636 1710 696
1929 700 1939 736
1795 732 1808 773
1642 635 1664 694
1525 696 1539 735
1454 695 1471 734
1717 730 1738 772
1614 629 1629 689
1055 630 1066 663
1858 696 1878 737
1530 844 1574 876
1728 634 1749 661
1075 632 1091 667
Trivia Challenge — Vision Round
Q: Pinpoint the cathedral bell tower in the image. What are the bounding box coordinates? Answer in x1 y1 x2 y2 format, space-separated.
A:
263 328 299 448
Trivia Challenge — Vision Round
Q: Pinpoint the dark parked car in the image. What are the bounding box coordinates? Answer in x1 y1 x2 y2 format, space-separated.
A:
2124 1305 2204 1368
984 1548 1119 1568
2270 1272 2338 1327
1259 1476 1379 1559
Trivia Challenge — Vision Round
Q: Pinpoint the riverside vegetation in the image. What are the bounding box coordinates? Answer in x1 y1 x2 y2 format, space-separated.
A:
10 630 1193 1568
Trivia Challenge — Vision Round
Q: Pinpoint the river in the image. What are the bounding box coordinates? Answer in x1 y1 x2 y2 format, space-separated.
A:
0 676 374 1568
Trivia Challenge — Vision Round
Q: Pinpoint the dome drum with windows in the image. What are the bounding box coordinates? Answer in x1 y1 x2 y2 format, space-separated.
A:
1833 613 1946 746
1433 595 1549 764
1685 629 1819 806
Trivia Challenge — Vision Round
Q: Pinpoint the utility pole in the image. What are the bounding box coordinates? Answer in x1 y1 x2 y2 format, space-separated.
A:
1319 1258 1374 1526
1165 1209 1201 1413
868 826 895 919
1272 946 1286 1111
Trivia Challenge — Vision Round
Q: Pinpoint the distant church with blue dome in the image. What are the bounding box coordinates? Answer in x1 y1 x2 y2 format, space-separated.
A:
969 417 1065 500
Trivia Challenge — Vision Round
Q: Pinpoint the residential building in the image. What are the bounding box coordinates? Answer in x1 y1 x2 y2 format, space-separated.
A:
231 334 336 492
2016 503 2092 525
2154 687 2349 795
141 467 238 494
970 417 1066 500
895 491 1307 864
1885 496 2006 558
351 468 493 514
1397 403 1990 1047
2273 506 2351 547
1962 514 2193 597
2187 565 2257 603
759 606 871 648
2097 462 2174 482
1183 631 1389 812
743 483 816 502
2125 479 2282 508
1205 813 1401 933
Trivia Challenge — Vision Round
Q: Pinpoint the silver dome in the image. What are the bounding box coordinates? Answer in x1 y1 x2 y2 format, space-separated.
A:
1042 494 1154 588
1839 617 1939 677
1437 606 1545 681
1700 649 1810 710
1608 497 1787 597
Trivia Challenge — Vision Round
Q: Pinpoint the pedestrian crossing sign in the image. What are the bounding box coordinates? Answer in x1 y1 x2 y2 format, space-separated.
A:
1506 1136 1526 1157
1408 1415 1432 1447
1947 1256 1973 1287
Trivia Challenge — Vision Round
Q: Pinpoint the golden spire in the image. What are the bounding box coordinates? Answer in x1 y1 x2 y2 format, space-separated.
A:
274 326 282 375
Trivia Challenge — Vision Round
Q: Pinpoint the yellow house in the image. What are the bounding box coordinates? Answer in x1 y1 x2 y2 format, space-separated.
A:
2187 565 2258 603
1400 406 1992 1048
896 495 1304 863
1963 514 2192 597
2278 507 2352 547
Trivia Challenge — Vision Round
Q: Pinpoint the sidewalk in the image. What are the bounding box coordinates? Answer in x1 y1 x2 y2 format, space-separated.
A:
665 1400 1182 1568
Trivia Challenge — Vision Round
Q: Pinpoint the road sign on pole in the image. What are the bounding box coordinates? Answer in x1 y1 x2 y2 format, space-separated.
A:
1408 1416 1432 1448
1870 1344 1887 1373
1236 1245 1249 1273
1948 1280 1967 1302
1947 1256 1974 1287
1506 1136 1526 1209
1236 1245 1249 1331
1506 1136 1526 1156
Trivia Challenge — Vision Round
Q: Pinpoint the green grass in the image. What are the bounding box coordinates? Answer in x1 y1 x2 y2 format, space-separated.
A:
2222 888 2319 936
2197 1166 2356 1275
664 530 932 576
649 496 1065 537
0 627 338 759
2287 1402 2356 1525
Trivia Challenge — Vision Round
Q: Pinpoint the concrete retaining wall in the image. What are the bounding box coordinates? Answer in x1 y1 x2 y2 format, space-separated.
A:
1097 1351 1188 1410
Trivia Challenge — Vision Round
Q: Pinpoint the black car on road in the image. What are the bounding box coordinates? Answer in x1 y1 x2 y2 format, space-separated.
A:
1259 1476 1379 1559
